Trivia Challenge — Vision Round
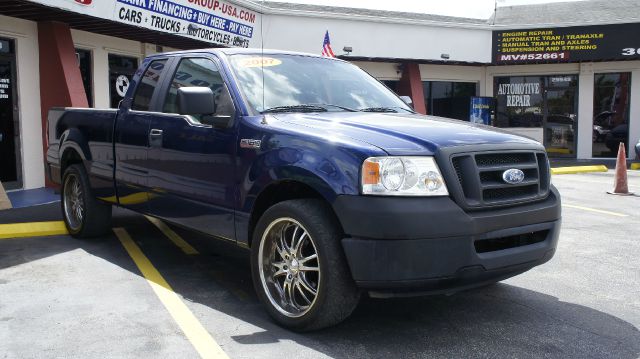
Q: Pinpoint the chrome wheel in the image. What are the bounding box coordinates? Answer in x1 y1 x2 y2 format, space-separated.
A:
63 173 84 231
258 218 320 318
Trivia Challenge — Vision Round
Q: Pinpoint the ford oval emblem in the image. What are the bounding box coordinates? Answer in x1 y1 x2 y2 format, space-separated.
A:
502 169 525 184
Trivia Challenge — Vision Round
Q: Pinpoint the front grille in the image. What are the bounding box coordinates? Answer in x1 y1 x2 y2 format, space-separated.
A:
475 153 532 167
449 150 550 209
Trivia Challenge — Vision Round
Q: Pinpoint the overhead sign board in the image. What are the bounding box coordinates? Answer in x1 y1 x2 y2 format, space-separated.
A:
27 0 259 48
492 23 640 64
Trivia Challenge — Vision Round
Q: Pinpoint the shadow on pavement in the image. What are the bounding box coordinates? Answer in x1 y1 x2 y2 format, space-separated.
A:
1 206 638 359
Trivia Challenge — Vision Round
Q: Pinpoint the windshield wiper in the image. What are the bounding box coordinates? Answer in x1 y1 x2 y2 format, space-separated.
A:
261 105 328 114
310 103 357 112
359 107 398 113
261 103 357 114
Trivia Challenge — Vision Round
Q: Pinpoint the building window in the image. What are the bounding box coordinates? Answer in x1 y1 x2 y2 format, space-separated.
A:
592 72 631 158
76 49 93 106
494 75 578 157
423 81 477 121
108 54 139 108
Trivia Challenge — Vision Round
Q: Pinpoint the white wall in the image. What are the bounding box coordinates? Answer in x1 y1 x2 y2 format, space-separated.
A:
262 14 492 63
352 61 401 80
0 15 43 190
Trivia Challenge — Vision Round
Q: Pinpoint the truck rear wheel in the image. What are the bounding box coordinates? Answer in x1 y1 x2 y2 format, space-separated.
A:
62 164 112 238
251 199 360 331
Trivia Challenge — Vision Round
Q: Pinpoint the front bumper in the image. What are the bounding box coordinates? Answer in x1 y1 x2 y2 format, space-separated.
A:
332 186 561 295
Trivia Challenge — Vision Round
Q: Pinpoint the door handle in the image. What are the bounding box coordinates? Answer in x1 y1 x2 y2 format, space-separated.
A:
149 129 163 148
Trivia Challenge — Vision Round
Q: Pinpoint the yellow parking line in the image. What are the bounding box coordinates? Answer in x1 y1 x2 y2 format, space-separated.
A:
113 228 229 359
145 216 199 255
551 165 608 175
563 204 628 217
0 221 68 239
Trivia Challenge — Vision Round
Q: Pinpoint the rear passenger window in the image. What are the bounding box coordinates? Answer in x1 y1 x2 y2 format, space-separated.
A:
131 59 167 111
163 57 234 117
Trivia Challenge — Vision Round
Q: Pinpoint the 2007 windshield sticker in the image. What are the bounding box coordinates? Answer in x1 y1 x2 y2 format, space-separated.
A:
239 57 282 68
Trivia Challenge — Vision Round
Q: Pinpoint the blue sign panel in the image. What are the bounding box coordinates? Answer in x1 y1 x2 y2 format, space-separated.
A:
469 97 493 125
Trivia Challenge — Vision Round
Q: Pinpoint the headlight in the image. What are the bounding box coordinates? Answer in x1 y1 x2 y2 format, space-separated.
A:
361 156 448 196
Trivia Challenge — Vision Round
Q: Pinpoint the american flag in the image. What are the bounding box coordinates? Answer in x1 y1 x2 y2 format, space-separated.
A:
321 31 335 58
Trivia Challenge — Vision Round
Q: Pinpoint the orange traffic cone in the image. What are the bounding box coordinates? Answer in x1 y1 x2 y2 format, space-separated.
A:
607 142 633 195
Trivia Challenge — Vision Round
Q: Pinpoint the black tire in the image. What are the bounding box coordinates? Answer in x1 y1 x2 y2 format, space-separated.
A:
251 199 360 331
61 164 112 238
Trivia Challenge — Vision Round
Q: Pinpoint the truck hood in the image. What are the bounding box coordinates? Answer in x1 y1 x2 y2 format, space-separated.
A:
270 112 541 155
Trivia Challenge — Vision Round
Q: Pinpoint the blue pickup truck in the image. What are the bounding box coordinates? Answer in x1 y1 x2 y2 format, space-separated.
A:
46 49 561 330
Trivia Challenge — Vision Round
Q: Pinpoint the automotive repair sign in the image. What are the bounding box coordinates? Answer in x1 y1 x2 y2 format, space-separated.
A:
26 0 259 47
493 22 640 64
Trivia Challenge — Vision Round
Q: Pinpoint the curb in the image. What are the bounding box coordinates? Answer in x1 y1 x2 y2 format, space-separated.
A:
631 163 640 170
551 165 609 175
0 221 68 239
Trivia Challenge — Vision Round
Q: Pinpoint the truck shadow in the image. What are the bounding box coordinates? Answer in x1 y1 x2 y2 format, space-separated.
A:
116 211 639 359
1 206 638 359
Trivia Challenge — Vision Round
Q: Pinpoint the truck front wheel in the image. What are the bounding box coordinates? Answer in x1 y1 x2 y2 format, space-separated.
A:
251 199 360 331
62 164 112 238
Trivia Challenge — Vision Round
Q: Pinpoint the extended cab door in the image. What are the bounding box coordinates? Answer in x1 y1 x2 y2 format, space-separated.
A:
144 56 238 241
114 58 169 211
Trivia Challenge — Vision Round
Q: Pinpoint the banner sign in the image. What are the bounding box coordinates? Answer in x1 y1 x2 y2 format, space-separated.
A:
493 23 640 64
26 0 259 48
469 97 493 125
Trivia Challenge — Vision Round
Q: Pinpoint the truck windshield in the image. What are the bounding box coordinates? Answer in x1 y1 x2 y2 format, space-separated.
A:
228 54 413 114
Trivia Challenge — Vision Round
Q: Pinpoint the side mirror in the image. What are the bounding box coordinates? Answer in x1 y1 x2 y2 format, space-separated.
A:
178 87 215 115
400 95 413 108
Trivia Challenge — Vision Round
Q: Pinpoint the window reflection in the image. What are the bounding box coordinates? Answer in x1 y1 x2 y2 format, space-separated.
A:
229 55 411 113
494 75 578 157
592 72 631 158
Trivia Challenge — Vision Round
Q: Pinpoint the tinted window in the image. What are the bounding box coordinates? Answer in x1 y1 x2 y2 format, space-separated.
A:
131 59 167 111
163 57 234 117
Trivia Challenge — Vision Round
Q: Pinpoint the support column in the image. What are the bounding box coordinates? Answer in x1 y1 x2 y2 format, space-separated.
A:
397 62 426 114
577 63 594 159
38 21 88 186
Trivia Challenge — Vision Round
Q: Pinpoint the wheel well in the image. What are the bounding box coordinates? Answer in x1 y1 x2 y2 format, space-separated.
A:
248 181 338 246
61 148 83 174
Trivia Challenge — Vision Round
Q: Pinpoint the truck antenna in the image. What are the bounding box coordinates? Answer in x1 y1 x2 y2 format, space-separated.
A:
260 0 266 121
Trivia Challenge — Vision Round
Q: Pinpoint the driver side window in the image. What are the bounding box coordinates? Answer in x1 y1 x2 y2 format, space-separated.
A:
163 57 235 121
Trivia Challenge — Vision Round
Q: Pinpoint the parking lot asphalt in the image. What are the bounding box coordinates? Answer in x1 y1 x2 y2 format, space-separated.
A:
1 171 639 359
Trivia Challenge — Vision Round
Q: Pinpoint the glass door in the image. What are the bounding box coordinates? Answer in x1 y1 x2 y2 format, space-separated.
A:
0 38 21 190
592 73 631 158
543 75 578 157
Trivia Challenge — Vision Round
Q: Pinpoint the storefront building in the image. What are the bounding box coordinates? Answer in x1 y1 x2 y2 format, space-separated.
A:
0 0 638 190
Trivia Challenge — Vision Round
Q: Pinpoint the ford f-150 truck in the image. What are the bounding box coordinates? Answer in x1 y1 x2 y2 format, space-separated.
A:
46 48 561 331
